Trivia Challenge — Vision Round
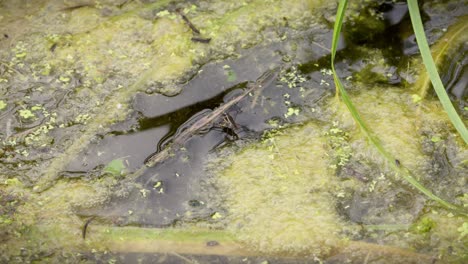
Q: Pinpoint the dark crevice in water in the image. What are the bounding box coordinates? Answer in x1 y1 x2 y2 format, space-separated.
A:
137 83 247 132
297 54 332 75
442 44 468 100
138 83 247 153
343 2 410 60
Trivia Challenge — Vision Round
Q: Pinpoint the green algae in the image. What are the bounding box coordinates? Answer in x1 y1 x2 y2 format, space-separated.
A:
213 122 351 256
332 86 467 214
336 86 467 181
3 0 328 192
330 0 467 213
0 0 339 259
207 83 467 257
0 0 467 262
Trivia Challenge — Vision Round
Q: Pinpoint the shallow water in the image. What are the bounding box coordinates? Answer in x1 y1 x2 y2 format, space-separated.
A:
0 0 467 263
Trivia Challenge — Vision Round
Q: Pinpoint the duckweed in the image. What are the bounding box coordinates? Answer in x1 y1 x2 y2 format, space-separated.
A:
18 109 35 119
0 100 6 110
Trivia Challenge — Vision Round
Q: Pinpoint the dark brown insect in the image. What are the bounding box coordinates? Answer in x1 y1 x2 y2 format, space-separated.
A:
61 4 93 12
222 113 239 130
82 216 96 239
191 37 211 43
206 240 220 247
395 159 401 166
50 43 57 52
117 0 132 9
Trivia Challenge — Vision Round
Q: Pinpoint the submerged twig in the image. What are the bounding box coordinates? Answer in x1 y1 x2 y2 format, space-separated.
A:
310 41 331 52
176 8 211 44
0 60 27 78
169 252 198 264
176 9 201 34
144 69 279 167
250 71 275 109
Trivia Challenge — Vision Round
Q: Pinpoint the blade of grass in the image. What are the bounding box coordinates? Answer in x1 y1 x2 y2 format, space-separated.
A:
330 0 348 98
330 0 466 214
407 0 468 144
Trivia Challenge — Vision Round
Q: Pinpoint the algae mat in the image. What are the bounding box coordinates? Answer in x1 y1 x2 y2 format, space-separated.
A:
0 0 467 263
214 122 346 255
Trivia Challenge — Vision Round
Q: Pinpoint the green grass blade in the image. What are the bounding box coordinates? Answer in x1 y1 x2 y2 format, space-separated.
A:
330 0 348 63
331 0 348 96
330 0 465 214
407 0 468 144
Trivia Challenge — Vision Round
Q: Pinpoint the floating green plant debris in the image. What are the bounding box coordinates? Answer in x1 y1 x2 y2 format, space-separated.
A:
458 222 468 239
279 65 307 90
226 70 237 82
325 122 352 170
103 158 126 177
18 109 35 119
284 106 300 117
0 100 6 110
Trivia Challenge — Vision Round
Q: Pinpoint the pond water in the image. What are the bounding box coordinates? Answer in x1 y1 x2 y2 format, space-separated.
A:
0 0 467 263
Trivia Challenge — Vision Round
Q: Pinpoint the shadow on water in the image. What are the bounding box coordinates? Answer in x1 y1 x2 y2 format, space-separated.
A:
442 42 468 101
